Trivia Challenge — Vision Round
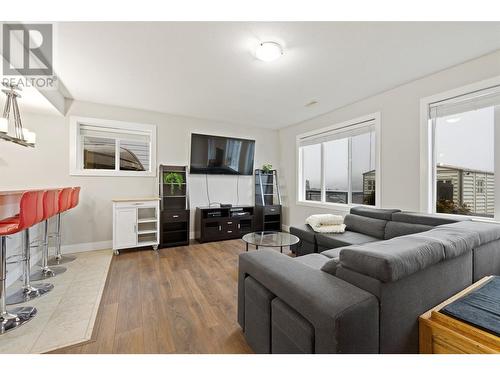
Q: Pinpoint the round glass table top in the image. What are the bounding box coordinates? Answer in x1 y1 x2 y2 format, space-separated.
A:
242 231 300 247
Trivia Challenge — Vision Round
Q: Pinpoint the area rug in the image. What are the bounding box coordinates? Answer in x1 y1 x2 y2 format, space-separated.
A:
0 249 113 353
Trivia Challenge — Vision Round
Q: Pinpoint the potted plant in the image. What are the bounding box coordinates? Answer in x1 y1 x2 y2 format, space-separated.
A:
261 163 273 174
163 172 184 194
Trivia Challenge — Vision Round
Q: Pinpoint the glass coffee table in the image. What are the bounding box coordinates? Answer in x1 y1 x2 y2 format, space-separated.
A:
242 231 300 253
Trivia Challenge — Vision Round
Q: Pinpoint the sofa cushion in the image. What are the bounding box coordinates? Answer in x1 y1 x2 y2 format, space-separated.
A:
391 212 469 227
271 298 315 354
340 236 446 282
320 248 342 259
340 223 483 282
244 276 275 353
290 224 316 244
412 226 480 258
439 221 500 245
473 240 500 281
319 248 343 275
350 206 401 220
316 230 378 250
384 221 433 240
320 258 340 276
293 253 330 270
344 214 388 239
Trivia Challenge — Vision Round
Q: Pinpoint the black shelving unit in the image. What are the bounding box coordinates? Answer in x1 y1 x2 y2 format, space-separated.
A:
159 165 190 248
254 169 282 231
195 206 254 243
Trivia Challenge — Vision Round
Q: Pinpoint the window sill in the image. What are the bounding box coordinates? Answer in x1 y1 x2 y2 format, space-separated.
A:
431 211 500 224
70 169 156 177
296 200 376 212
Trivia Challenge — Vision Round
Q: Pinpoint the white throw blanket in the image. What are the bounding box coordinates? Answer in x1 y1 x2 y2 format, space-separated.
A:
306 214 346 233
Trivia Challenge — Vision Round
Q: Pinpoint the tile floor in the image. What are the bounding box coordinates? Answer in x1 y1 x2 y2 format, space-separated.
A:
0 249 113 353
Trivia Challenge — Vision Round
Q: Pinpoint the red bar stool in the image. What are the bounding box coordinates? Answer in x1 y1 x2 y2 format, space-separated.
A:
47 187 79 266
30 189 67 281
6 190 54 305
0 191 38 334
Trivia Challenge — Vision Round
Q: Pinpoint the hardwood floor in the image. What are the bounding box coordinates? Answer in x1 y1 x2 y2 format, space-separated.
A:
50 240 290 354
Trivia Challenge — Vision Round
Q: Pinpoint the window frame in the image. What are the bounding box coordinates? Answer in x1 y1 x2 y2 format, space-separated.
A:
69 116 157 177
295 112 381 212
420 76 500 222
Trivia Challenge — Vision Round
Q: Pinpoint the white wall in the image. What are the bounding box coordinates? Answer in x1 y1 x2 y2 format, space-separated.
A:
279 49 500 227
1 100 279 285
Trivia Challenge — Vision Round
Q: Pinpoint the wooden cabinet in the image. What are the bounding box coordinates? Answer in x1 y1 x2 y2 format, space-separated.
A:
254 169 282 231
114 208 137 249
419 276 500 354
195 206 254 243
112 198 160 255
159 165 190 248
161 209 190 247
255 204 282 231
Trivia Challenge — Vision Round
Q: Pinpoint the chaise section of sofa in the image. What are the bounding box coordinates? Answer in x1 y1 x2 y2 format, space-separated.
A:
238 250 379 354
289 207 401 256
315 207 400 252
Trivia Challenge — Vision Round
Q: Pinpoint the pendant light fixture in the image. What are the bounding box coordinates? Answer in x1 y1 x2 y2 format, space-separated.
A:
0 83 35 147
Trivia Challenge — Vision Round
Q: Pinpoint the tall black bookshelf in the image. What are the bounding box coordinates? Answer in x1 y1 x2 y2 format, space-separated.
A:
159 165 190 248
254 169 282 232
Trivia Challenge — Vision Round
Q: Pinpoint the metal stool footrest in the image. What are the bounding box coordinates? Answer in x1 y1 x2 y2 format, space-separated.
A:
6 253 25 265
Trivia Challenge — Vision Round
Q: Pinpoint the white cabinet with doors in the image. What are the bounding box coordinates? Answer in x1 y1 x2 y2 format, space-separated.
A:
112 198 160 255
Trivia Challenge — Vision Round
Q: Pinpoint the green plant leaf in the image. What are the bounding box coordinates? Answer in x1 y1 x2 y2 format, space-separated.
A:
164 172 184 194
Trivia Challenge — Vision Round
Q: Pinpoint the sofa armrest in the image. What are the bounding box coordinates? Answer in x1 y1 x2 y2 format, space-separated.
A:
238 250 379 353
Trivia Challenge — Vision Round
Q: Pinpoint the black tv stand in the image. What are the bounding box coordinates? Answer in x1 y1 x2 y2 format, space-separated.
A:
195 205 254 243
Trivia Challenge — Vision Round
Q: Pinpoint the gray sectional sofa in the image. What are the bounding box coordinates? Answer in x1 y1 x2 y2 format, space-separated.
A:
237 207 500 354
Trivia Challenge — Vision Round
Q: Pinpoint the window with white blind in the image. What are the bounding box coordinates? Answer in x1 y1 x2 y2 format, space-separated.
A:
425 85 500 219
70 117 157 176
297 113 380 208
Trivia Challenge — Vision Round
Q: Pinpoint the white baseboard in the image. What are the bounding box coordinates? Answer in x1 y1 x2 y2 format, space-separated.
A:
61 240 113 254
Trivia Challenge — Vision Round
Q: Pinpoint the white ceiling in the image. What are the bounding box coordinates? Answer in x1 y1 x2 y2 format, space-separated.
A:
54 22 500 129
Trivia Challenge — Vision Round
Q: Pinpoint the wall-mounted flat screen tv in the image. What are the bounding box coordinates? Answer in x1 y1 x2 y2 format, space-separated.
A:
190 133 255 175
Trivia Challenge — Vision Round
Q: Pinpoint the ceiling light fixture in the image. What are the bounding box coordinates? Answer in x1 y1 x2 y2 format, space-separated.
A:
0 83 35 147
255 41 283 62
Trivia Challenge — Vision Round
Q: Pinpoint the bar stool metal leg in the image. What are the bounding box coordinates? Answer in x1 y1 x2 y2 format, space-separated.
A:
1 236 37 335
47 213 76 266
30 220 66 281
6 229 54 305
